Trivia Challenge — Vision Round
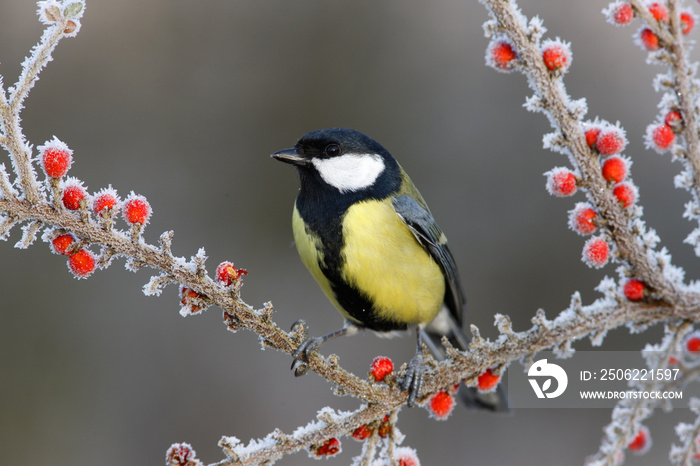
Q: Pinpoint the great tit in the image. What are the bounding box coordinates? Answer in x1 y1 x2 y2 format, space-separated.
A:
272 127 506 409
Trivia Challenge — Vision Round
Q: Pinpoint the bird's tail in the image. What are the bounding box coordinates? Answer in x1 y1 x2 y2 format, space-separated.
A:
423 309 510 412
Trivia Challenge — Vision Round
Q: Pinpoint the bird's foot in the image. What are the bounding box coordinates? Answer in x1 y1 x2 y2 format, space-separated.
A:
291 336 324 377
399 351 425 407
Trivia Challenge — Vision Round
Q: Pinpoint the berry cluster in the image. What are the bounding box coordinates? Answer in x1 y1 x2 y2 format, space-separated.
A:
38 138 248 309
347 412 421 463
486 2 688 300
562 114 653 294
602 2 693 157
604 1 695 48
486 33 573 77
40 139 153 279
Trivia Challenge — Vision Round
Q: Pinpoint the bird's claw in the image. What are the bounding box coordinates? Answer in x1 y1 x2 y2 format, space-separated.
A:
291 336 323 377
399 352 425 407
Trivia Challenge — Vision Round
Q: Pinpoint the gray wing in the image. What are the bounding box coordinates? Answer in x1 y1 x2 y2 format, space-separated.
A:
391 195 466 327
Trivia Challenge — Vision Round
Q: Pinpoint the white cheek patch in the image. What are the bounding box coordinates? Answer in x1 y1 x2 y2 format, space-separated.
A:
312 153 385 193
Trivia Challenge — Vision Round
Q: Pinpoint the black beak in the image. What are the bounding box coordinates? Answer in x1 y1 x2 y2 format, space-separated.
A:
271 148 309 166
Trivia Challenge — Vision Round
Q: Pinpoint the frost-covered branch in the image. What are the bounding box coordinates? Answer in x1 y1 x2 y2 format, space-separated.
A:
670 398 700 464
482 0 684 305
480 0 700 463
587 323 695 465
3 1 700 465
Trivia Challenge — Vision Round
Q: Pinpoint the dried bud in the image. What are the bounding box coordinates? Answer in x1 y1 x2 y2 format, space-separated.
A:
314 438 341 457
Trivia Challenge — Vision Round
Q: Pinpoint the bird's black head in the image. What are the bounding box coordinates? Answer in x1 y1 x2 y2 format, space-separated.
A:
271 128 401 196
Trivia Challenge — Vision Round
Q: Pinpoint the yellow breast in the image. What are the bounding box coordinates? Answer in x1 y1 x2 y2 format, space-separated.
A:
341 199 445 325
292 206 345 312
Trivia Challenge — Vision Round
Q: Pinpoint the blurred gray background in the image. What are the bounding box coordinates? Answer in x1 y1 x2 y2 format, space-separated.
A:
0 1 697 464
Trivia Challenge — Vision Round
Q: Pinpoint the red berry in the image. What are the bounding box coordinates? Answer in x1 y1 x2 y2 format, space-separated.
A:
488 39 518 72
613 182 637 207
612 3 634 25
315 438 340 457
396 447 421 466
569 204 599 235
351 424 372 441
377 414 391 439
664 110 683 131
628 425 651 455
596 127 627 156
215 261 248 286
40 138 73 178
546 167 577 197
51 233 76 256
648 2 669 22
62 182 86 210
427 390 455 420
681 12 695 35
684 332 700 354
601 156 628 183
585 126 602 150
477 368 501 392
542 42 570 72
93 188 119 217
68 249 96 278
640 28 660 50
649 124 675 151
369 356 394 382
180 286 204 314
123 193 152 225
623 278 646 301
582 236 610 268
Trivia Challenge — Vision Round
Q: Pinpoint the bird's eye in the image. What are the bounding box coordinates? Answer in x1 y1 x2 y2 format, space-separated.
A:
324 144 341 157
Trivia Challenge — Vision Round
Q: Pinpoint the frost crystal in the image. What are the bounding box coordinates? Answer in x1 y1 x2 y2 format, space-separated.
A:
0 164 17 198
675 169 695 190
685 228 700 256
542 132 569 154
595 276 618 300
14 221 41 249
527 15 546 42
143 273 174 297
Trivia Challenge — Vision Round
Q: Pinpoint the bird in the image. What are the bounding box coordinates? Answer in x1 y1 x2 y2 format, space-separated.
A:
272 127 507 409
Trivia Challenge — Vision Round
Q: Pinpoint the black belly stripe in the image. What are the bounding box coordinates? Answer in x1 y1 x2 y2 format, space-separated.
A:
295 167 407 332
321 264 408 332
